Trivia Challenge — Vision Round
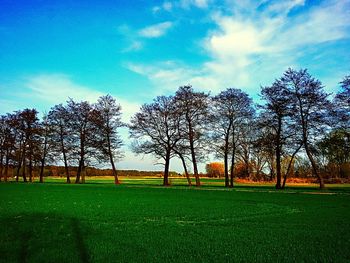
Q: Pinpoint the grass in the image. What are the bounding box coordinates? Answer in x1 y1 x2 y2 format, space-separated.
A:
1 179 350 262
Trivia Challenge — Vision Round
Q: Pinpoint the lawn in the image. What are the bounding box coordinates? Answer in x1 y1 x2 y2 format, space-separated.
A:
0 180 350 262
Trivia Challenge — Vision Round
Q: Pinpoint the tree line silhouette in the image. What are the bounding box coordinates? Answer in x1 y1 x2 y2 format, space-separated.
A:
0 68 349 189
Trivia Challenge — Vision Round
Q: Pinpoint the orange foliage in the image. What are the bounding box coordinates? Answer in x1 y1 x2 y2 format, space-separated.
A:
205 162 224 178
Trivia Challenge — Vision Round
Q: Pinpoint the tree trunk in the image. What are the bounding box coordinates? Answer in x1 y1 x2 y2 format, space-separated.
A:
107 135 120 185
0 152 3 182
81 165 86 184
16 161 21 182
29 154 33 182
63 152 70 183
275 148 282 188
39 131 48 183
16 139 23 182
223 124 232 187
187 120 200 187
269 160 275 181
21 144 26 182
224 138 229 188
39 158 45 183
110 154 119 185
177 151 191 186
189 138 200 186
297 95 324 189
60 128 70 183
75 159 83 184
22 160 27 182
16 153 22 182
305 144 325 189
282 144 302 189
0 154 4 182
76 133 85 184
229 149 236 188
275 119 282 189
229 132 236 188
4 151 9 182
163 150 171 186
22 146 27 182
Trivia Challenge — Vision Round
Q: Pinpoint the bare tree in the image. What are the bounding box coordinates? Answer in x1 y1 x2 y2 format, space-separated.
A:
129 96 181 186
0 116 6 181
260 83 289 188
38 114 53 183
174 86 209 187
91 95 124 185
66 99 94 184
237 120 257 180
259 80 303 188
211 88 254 187
173 143 192 186
48 104 73 183
281 68 331 189
5 112 23 182
333 75 350 130
0 114 19 182
17 109 40 182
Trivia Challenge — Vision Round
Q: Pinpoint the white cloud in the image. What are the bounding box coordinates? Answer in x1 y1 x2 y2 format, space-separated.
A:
119 21 173 52
117 99 141 124
138 22 173 38
205 16 268 58
278 1 350 49
152 6 161 13
127 0 350 96
163 1 173 11
193 0 209 8
152 0 209 14
180 0 209 9
125 62 191 93
122 41 143 53
152 2 173 13
265 0 305 15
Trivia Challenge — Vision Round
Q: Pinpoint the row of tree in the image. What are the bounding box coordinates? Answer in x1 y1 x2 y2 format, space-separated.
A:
129 69 349 189
0 95 123 184
0 68 349 189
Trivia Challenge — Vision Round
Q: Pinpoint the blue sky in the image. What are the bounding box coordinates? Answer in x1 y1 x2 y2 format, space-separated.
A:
0 0 349 171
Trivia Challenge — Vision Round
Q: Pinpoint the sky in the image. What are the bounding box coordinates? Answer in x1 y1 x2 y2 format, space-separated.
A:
0 0 349 172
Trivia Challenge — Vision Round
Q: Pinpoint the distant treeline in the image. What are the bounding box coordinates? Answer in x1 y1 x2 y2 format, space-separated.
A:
0 165 180 178
43 166 181 178
0 68 349 189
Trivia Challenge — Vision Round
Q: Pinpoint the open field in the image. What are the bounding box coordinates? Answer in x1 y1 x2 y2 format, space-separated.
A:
1 181 350 262
30 176 350 190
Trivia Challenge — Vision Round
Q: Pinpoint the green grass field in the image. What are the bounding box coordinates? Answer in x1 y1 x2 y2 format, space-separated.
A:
1 179 350 262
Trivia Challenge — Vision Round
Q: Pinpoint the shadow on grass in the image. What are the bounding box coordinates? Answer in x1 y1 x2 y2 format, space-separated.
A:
71 218 89 263
19 230 30 263
0 213 89 263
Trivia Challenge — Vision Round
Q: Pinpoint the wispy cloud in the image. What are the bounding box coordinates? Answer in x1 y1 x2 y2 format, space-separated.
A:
121 41 143 53
118 21 174 52
138 22 173 38
263 0 305 15
126 0 350 96
26 74 103 103
1 74 140 124
153 0 210 12
180 0 210 9
152 1 173 13
126 61 218 93
0 74 161 170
